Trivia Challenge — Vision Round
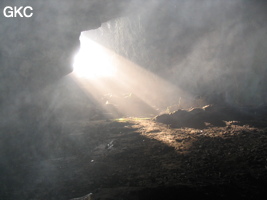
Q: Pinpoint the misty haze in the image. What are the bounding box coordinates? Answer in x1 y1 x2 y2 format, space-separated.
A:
1 0 267 199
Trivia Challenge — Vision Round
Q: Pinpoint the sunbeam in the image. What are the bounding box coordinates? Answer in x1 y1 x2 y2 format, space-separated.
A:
73 36 117 79
70 31 191 118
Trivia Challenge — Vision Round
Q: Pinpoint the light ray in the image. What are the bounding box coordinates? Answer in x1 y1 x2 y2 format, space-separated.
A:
70 33 192 118
73 36 117 79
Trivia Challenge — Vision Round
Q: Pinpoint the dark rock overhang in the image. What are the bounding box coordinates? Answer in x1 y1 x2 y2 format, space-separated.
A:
0 0 133 92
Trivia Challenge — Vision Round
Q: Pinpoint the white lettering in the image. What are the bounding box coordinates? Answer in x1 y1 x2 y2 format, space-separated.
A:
14 6 23 17
3 6 33 18
3 6 13 18
23 6 33 18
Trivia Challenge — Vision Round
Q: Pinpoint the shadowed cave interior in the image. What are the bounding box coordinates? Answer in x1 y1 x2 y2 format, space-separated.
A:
1 0 267 199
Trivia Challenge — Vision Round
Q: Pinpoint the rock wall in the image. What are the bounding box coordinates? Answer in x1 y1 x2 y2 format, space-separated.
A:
86 0 267 106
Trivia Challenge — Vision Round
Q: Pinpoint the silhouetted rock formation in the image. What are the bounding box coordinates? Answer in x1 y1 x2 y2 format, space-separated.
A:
154 104 267 129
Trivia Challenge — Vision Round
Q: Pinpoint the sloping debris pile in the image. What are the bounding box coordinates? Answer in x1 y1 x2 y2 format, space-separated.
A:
154 105 267 129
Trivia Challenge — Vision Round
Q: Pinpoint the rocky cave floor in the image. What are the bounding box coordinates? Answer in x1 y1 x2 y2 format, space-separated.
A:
1 106 267 200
